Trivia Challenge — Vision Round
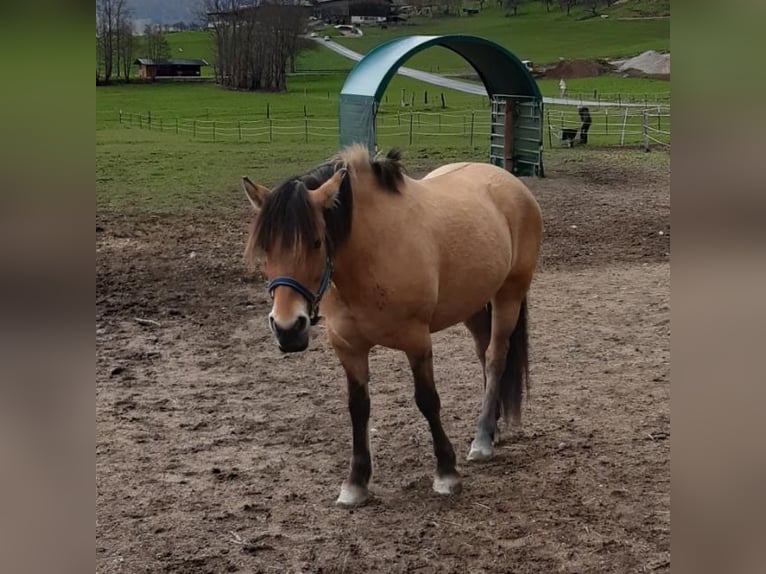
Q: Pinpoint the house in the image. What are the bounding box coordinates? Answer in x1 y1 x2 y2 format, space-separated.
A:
314 0 393 25
207 0 312 25
134 58 209 80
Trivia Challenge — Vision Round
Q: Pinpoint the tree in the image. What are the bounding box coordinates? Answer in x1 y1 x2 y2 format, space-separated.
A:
118 21 136 81
504 0 526 16
540 0 553 11
581 0 603 16
97 0 132 84
144 24 171 61
446 0 463 16
205 0 307 92
558 0 576 15
96 0 116 82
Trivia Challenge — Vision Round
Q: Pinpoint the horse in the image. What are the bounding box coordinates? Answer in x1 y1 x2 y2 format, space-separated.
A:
242 145 542 506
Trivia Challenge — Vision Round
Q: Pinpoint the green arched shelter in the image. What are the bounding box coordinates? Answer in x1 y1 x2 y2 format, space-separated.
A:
339 34 544 176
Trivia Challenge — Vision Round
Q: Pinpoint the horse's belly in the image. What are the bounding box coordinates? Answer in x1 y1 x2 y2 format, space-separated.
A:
429 266 509 332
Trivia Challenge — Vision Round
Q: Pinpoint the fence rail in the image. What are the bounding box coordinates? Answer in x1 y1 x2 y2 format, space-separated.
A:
555 91 671 107
112 105 671 151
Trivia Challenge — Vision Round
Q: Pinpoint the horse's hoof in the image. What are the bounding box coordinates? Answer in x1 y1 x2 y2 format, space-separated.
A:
466 440 494 462
335 483 369 507
433 473 462 495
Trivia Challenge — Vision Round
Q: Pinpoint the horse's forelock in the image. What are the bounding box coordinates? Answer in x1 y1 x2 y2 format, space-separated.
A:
248 179 319 264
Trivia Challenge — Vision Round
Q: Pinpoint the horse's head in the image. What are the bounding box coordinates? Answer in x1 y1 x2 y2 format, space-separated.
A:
243 166 349 353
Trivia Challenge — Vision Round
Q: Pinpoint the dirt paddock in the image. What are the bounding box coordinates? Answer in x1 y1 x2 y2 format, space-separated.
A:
97 154 670 573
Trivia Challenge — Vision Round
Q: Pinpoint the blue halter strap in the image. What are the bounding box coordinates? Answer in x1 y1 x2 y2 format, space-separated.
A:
267 256 333 325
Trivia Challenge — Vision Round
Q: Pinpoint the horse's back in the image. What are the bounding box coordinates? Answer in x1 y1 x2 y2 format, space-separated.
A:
439 162 542 285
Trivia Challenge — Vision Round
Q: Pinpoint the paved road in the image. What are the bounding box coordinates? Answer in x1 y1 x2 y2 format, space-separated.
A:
315 38 648 108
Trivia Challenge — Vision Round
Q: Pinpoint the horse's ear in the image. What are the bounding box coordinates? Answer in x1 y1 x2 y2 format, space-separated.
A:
309 168 347 209
242 177 270 211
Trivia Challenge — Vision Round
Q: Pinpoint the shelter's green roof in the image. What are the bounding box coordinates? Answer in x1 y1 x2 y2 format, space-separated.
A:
339 34 541 101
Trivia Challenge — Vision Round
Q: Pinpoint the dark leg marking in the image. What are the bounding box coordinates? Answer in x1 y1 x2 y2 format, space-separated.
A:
410 350 458 479
346 375 371 488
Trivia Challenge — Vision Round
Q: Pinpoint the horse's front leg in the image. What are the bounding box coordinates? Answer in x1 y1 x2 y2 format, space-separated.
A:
407 346 462 496
333 345 373 506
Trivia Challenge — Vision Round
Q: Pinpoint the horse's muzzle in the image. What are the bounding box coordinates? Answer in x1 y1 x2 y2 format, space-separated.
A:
271 316 309 353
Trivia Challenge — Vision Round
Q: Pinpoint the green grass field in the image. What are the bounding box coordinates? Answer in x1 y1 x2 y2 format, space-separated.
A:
96 74 490 127
328 3 668 74
96 124 668 215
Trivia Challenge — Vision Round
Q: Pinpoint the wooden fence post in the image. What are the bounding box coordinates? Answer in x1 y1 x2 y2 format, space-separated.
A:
269 119 273 143
469 112 475 147
440 93 446 108
408 113 413 145
304 117 308 143
503 98 514 171
620 109 628 146
642 111 650 152
547 110 552 149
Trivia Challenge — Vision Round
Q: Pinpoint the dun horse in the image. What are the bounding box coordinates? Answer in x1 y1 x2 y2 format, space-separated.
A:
243 146 542 506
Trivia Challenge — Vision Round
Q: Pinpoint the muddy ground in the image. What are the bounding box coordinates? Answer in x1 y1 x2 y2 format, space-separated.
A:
97 153 670 573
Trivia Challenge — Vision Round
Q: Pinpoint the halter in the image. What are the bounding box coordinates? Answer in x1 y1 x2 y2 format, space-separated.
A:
267 255 333 326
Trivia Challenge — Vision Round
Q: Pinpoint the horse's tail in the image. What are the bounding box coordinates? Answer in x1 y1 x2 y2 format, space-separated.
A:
498 297 529 425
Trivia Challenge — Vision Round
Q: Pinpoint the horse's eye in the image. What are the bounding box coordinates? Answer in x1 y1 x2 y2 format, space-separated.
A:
314 239 322 249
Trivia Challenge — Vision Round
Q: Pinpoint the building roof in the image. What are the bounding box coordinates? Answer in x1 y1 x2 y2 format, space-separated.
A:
134 58 209 67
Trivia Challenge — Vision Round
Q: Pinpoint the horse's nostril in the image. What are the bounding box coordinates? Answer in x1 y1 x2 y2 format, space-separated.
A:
296 315 308 331
269 316 276 332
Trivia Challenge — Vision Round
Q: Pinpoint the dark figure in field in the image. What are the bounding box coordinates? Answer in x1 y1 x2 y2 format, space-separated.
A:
578 106 592 144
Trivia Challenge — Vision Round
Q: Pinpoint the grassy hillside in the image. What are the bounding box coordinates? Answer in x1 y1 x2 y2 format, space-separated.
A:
329 3 668 74
160 2 669 79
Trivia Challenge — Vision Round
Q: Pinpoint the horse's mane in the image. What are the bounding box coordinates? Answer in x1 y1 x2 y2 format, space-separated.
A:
245 146 404 269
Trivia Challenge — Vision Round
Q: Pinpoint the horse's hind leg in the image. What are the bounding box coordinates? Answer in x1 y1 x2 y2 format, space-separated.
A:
406 340 461 496
464 305 491 388
464 305 503 440
467 284 529 462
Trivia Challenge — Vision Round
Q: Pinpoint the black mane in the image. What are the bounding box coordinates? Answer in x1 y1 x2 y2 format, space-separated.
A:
251 148 403 258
